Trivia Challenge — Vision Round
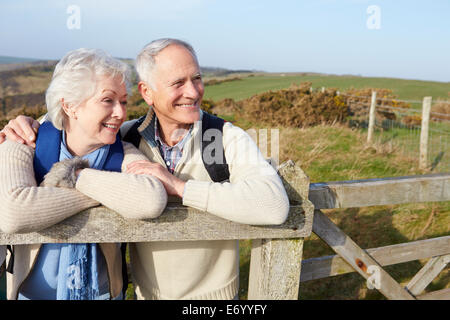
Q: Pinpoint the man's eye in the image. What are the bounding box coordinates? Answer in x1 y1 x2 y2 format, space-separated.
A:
121 100 128 106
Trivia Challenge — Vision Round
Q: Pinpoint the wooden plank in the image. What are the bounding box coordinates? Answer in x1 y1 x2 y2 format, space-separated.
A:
248 162 312 299
301 236 450 282
248 238 304 300
309 173 450 209
312 209 415 300
278 161 315 236
0 204 309 244
0 161 314 245
406 254 450 296
417 288 450 300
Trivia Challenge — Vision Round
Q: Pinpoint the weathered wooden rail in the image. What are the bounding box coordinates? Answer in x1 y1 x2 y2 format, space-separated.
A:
0 161 449 300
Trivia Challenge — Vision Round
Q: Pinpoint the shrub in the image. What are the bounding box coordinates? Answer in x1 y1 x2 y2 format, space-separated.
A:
431 100 450 121
234 82 348 128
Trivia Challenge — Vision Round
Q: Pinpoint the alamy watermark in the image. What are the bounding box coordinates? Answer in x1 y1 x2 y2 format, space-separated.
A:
66 265 81 289
366 265 381 289
366 5 381 30
67 5 81 30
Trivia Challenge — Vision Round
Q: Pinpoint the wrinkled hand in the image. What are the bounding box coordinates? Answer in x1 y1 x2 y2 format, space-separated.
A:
127 160 186 197
0 116 40 147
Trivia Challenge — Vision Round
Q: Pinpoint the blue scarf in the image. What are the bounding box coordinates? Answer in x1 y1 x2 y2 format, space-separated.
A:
33 121 123 300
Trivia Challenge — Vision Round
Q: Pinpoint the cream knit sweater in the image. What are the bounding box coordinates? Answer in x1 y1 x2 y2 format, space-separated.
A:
0 140 168 299
0 140 167 234
129 111 290 300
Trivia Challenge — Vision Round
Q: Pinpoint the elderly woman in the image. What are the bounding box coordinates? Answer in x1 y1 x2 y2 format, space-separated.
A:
0 48 167 300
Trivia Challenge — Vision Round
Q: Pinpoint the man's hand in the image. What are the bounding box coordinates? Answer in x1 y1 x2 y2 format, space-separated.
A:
127 160 186 198
0 116 40 147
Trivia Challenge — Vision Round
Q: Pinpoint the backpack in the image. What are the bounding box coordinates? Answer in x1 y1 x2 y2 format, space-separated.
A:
122 112 230 183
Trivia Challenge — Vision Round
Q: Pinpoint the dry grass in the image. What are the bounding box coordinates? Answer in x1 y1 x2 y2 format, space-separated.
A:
234 121 449 300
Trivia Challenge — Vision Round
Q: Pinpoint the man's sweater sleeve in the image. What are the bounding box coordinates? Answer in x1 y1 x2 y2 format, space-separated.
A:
75 142 168 220
0 140 100 234
183 123 290 225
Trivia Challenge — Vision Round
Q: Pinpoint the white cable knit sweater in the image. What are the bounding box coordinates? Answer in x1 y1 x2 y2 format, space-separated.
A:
129 111 290 300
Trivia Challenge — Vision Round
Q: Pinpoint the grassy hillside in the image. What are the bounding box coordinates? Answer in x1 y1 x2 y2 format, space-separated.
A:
204 73 450 104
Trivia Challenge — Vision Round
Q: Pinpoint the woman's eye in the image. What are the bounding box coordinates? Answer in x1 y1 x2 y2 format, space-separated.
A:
103 98 113 103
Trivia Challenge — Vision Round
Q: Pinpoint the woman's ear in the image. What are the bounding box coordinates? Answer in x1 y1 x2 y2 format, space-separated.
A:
61 99 77 119
138 81 154 106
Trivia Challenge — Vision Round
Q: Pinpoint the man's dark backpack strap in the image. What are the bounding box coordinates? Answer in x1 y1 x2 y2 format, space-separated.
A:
121 116 146 148
201 113 230 183
6 245 14 274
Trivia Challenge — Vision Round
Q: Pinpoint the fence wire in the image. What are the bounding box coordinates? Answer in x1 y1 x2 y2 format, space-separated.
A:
341 95 450 173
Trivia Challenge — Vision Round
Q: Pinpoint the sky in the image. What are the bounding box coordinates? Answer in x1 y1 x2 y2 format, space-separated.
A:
0 0 449 82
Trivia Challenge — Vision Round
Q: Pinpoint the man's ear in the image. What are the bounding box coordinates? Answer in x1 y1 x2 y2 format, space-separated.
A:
138 81 154 106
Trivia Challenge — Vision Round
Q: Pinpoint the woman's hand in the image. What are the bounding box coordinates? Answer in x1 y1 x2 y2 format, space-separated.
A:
126 160 186 198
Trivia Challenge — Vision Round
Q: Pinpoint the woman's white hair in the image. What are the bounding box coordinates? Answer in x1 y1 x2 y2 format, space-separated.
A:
46 48 131 130
135 38 198 89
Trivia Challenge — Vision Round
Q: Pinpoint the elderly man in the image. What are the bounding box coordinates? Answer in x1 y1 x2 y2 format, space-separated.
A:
0 38 289 300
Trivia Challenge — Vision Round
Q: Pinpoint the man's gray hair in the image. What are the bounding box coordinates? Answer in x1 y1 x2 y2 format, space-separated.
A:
135 38 198 89
46 48 131 130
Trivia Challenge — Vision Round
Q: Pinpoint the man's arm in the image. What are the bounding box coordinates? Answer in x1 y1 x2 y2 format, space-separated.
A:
182 123 290 225
126 123 290 225
0 116 40 147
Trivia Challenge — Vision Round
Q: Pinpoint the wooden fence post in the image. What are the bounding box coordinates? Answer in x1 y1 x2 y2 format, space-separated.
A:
367 91 377 144
419 96 432 169
247 161 314 299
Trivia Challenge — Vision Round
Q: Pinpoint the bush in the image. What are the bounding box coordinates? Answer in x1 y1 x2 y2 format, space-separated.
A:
343 88 411 122
431 100 450 121
234 82 348 128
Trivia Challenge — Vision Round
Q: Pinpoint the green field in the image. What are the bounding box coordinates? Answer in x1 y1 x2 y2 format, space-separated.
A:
204 73 450 104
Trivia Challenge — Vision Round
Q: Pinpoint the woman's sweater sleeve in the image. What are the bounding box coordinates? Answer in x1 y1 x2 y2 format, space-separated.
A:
182 123 290 225
75 142 167 220
0 140 100 234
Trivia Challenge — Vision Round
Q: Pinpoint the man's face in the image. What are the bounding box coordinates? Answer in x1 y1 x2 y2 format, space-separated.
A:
142 44 204 130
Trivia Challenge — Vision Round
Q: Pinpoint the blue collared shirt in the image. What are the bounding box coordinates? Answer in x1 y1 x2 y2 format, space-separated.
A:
154 118 192 174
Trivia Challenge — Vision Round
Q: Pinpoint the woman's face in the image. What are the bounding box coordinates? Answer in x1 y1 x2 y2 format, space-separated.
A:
67 76 127 151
